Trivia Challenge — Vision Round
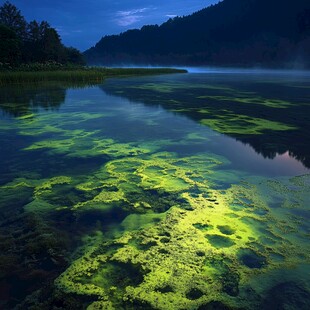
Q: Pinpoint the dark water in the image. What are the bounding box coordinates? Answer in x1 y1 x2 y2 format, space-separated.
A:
0 71 309 309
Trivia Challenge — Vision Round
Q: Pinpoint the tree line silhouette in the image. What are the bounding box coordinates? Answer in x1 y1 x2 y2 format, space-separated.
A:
0 1 84 66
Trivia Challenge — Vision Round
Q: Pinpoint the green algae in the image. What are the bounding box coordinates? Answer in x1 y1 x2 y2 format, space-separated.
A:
130 82 237 94
22 129 99 154
16 113 36 120
17 112 104 137
21 118 157 158
71 151 225 213
18 108 217 160
197 95 293 108
200 114 297 135
119 213 166 233
0 143 253 308
1 78 309 309
130 83 175 93
101 76 310 170
0 131 227 217
136 82 293 109
53 172 310 309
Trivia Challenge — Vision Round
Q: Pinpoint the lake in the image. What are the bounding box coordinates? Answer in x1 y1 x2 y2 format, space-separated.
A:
0 69 309 309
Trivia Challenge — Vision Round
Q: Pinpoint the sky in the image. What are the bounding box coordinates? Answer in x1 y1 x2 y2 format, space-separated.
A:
1 0 218 51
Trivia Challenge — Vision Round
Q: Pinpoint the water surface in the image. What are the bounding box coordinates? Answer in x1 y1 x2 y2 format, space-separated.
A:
0 71 309 309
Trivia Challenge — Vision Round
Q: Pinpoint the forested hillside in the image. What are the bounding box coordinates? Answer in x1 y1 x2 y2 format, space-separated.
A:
84 0 310 67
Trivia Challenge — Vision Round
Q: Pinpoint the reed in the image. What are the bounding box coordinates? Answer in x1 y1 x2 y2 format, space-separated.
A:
0 67 187 85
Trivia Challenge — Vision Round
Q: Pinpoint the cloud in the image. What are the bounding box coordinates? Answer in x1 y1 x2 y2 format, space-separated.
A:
116 15 142 26
117 8 148 17
166 14 177 18
115 7 149 26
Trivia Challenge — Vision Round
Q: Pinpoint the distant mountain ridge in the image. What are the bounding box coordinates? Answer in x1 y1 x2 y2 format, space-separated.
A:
84 0 310 67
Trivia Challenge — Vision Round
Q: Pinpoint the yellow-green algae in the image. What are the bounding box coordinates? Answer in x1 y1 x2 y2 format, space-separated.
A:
53 163 310 309
17 112 105 137
34 176 72 197
1 141 309 308
200 113 297 135
1 110 308 308
71 151 226 213
1 137 227 215
197 95 293 108
130 81 293 108
0 176 74 213
16 106 203 160
129 82 237 94
119 81 301 137
16 113 36 120
21 124 158 158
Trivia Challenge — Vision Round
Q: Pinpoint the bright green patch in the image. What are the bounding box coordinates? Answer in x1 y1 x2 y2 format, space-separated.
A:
54 174 310 309
197 95 293 108
200 114 297 134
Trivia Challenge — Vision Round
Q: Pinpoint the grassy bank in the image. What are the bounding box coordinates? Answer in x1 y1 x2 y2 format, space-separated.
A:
0 66 187 85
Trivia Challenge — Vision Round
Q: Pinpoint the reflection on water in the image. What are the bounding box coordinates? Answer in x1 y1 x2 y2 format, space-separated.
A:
0 72 309 309
0 83 66 117
0 81 99 117
102 72 310 169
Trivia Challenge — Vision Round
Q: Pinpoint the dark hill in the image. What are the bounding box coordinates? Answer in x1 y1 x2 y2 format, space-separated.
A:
84 0 310 67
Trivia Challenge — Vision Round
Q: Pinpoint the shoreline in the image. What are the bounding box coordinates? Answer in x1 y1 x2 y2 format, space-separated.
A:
0 67 187 85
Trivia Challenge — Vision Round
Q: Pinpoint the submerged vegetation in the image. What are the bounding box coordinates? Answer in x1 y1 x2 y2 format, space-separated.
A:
1 129 309 308
0 75 309 308
53 173 309 309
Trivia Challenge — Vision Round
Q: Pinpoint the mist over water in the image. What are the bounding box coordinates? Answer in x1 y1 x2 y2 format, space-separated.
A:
180 66 310 76
97 65 310 81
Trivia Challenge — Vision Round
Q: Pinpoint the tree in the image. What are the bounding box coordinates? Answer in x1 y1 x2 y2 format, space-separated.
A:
23 20 40 61
24 21 52 62
23 21 67 63
27 20 41 42
0 1 27 39
65 47 85 65
41 27 65 62
0 24 21 64
0 1 85 66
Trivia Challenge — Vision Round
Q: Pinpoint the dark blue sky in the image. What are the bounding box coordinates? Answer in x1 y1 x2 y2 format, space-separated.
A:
1 0 218 51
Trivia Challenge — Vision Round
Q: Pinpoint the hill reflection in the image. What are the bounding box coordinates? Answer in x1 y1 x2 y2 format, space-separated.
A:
100 72 310 169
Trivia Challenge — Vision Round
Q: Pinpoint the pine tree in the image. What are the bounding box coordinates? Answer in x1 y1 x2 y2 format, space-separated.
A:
0 1 27 39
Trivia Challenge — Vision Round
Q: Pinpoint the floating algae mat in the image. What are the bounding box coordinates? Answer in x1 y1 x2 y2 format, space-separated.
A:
0 72 310 309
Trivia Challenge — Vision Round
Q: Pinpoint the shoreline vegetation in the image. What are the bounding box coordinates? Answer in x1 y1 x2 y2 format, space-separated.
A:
0 63 187 85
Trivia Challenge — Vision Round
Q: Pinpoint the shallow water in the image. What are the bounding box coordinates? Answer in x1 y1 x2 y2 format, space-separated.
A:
0 71 309 309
